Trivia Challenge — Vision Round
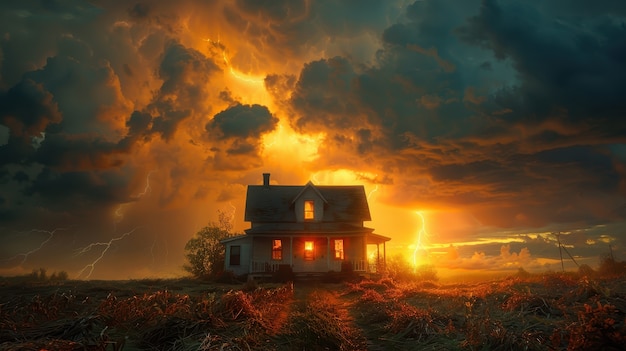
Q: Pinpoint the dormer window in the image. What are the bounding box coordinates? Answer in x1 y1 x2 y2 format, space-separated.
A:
304 200 315 220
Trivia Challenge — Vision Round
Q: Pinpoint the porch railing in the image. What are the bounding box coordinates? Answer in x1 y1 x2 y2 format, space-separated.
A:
251 261 281 273
251 259 368 273
352 260 366 272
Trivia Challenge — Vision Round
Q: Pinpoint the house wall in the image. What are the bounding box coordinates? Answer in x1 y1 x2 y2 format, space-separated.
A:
294 188 325 222
251 236 292 264
233 234 370 274
344 236 365 262
224 237 252 276
292 237 329 272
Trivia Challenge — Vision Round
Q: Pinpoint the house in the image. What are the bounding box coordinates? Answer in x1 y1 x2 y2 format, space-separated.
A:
221 173 390 278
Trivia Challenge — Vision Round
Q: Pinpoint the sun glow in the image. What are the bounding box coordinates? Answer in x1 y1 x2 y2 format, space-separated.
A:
262 122 325 163
200 37 269 105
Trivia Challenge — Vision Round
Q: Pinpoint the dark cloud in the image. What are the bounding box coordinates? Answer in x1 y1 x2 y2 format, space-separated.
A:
0 1 102 88
148 41 220 140
32 134 123 171
0 79 62 139
274 0 626 231
28 168 127 203
205 103 278 171
128 3 151 19
460 0 626 127
208 103 278 140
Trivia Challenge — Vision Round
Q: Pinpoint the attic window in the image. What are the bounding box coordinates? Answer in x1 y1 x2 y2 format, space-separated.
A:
272 239 282 260
304 240 314 260
304 200 315 220
334 239 344 260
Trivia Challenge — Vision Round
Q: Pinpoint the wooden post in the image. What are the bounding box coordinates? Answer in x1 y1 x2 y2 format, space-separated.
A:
556 233 564 272
326 236 330 271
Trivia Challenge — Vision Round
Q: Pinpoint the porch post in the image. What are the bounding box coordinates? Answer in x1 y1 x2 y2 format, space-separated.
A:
290 236 293 267
249 236 254 274
377 243 380 273
326 236 330 271
383 241 386 271
364 235 368 273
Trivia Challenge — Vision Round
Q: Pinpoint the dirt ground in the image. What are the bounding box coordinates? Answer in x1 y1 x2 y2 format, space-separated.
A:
1 274 625 350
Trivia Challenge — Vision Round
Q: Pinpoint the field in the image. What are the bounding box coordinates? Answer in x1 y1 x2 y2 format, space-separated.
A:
1 273 625 350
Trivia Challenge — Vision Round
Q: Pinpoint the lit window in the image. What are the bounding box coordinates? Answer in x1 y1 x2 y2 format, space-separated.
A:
304 240 314 260
334 239 344 260
230 245 241 266
304 200 315 220
272 239 282 260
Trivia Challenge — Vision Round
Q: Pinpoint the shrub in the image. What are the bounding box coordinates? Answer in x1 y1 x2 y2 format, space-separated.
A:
183 221 231 279
384 254 439 282
597 256 626 278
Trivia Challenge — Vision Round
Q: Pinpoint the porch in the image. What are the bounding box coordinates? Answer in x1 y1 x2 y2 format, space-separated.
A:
250 259 370 275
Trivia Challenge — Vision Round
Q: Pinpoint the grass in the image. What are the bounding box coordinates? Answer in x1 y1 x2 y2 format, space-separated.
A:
0 272 625 350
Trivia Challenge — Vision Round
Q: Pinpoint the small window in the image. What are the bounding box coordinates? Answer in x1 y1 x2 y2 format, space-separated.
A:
304 240 314 260
230 245 241 266
334 239 344 260
304 200 315 220
272 239 282 260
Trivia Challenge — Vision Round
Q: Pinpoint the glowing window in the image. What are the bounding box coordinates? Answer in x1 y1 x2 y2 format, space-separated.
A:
334 239 344 260
304 240 314 260
272 239 282 260
304 200 315 220
230 245 241 266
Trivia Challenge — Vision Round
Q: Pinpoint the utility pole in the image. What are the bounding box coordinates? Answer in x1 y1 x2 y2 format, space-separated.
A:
556 232 564 272
554 232 580 270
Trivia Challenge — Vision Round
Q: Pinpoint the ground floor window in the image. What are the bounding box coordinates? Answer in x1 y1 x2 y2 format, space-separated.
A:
230 245 241 266
304 240 314 260
272 239 283 260
334 239 344 260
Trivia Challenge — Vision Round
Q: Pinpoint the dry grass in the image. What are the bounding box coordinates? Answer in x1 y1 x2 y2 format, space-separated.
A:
1 272 625 350
346 272 626 350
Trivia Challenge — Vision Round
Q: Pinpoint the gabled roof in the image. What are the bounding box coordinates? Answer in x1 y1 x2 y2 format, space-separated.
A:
244 183 371 223
291 181 328 205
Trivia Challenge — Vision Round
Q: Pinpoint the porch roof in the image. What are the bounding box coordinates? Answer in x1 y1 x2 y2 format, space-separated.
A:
366 232 391 244
219 234 249 244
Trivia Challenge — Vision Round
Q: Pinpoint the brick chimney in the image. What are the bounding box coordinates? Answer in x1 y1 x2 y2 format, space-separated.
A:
263 173 270 186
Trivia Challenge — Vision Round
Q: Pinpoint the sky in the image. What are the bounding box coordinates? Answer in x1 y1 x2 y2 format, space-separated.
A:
1 0 625 280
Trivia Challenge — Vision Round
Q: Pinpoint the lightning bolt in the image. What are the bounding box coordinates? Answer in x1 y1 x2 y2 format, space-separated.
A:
77 172 153 279
413 211 429 268
205 38 263 84
2 227 72 266
367 185 379 201
114 170 155 231
148 234 170 267
75 227 141 279
311 173 320 184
